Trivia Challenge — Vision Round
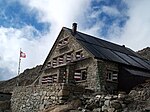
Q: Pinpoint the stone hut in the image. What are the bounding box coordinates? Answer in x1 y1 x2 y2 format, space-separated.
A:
39 23 150 93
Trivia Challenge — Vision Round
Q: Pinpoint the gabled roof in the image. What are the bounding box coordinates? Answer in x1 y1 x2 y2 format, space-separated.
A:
64 27 150 71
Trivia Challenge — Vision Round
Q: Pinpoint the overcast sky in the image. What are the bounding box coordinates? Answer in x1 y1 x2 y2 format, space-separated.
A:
0 0 150 80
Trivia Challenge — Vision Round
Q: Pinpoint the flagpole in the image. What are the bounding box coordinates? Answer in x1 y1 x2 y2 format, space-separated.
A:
17 48 21 86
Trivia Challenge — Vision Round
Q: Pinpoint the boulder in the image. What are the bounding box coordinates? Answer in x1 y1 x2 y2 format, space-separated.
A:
43 99 81 112
58 90 70 97
107 107 115 112
118 94 126 100
93 108 102 112
105 96 112 100
110 100 122 109
104 100 110 106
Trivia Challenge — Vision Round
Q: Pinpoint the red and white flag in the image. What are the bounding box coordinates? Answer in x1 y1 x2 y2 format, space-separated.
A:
20 51 26 58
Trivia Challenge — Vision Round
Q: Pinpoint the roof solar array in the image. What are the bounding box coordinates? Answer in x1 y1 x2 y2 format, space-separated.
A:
64 27 150 71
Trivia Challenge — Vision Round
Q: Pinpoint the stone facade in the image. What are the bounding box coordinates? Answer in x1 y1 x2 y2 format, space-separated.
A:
95 60 119 93
39 28 120 93
11 84 84 112
39 29 99 89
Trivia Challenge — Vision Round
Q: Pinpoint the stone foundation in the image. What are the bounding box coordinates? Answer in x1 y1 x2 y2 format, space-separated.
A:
11 83 84 112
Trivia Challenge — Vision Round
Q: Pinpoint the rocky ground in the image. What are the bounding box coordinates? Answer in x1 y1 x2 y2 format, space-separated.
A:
42 80 150 112
137 47 150 60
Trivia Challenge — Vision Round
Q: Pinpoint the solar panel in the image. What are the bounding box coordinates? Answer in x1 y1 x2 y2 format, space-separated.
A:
78 32 104 47
130 56 150 70
92 45 129 64
78 40 107 60
77 32 140 57
114 51 145 69
145 60 150 65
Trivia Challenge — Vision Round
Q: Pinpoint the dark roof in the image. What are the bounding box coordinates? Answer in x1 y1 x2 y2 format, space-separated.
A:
64 27 150 71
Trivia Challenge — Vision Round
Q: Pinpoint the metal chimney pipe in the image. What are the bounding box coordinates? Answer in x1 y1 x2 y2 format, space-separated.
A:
72 23 77 35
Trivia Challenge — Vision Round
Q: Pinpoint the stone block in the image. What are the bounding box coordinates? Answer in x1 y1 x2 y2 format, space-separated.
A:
50 96 56 100
121 104 126 108
105 96 112 100
104 100 110 106
39 104 44 110
95 95 101 99
33 93 38 96
110 100 122 109
107 107 115 112
102 105 108 112
118 94 126 100
112 95 118 99
58 89 70 97
93 108 102 112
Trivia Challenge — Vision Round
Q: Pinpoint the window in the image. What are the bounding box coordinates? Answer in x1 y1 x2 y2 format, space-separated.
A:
53 74 57 82
76 51 84 60
58 41 63 46
58 38 68 47
47 61 51 68
74 69 87 81
106 71 118 82
66 53 72 62
41 74 57 84
58 56 64 64
63 71 67 83
52 58 57 66
63 38 68 44
41 75 52 84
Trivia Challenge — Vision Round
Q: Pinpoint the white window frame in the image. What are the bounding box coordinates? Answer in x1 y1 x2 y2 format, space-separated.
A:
74 69 87 82
106 70 118 82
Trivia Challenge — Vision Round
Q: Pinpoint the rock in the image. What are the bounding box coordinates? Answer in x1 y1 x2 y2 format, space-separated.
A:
70 99 82 109
144 106 150 111
58 90 70 97
110 100 122 109
93 108 102 112
104 100 110 106
95 95 101 99
118 94 126 100
112 95 118 100
121 104 126 108
129 90 137 97
85 98 99 110
40 104 44 110
82 108 91 112
107 107 115 112
78 107 82 111
102 105 108 112
123 96 133 104
69 110 81 112
105 96 112 100
43 99 81 112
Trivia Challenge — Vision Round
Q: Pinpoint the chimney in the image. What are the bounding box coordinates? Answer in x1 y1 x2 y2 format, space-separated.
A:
72 23 77 35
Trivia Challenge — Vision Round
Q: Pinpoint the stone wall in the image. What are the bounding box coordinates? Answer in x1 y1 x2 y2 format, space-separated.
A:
96 60 118 93
11 83 84 112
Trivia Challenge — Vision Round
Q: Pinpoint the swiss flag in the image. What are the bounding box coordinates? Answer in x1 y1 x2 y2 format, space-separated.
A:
20 51 26 58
